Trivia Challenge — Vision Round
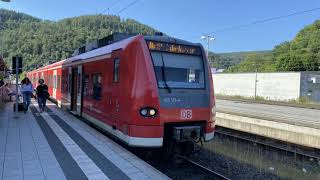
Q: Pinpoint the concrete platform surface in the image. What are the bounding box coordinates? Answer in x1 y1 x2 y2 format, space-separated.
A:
0 101 169 180
217 99 320 128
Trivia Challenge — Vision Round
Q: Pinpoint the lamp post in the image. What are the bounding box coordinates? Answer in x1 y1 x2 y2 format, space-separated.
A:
201 35 215 59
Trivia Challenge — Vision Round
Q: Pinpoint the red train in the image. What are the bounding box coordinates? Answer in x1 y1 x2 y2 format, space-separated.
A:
27 33 216 148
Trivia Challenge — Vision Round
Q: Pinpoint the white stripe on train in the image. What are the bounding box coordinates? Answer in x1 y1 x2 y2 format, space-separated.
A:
82 112 164 147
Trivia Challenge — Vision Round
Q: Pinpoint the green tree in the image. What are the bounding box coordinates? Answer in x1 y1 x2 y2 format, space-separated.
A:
273 20 320 71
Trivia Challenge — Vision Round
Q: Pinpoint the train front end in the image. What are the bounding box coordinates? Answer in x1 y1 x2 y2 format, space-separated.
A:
145 36 216 152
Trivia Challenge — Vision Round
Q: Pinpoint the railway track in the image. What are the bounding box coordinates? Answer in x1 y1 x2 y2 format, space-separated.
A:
215 127 320 160
177 155 231 180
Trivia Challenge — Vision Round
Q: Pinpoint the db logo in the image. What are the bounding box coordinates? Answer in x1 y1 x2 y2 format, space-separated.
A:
181 109 192 119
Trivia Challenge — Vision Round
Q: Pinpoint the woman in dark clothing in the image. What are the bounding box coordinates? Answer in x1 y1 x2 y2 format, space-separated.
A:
36 79 49 112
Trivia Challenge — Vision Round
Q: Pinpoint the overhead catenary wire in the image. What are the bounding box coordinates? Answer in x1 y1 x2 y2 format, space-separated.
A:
116 0 140 15
204 7 320 35
101 0 123 14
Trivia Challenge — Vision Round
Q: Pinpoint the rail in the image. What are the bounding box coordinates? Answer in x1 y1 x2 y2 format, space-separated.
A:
215 127 320 160
177 155 231 180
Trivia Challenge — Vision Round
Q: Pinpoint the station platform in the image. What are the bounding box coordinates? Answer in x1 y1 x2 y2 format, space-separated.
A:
0 101 169 180
216 99 320 149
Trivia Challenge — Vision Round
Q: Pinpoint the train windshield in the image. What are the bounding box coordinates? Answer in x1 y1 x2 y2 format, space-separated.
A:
150 51 205 89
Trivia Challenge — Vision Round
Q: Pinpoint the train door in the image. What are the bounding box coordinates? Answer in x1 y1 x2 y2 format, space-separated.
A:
68 67 72 110
53 70 57 99
76 65 83 115
70 65 83 116
71 68 77 112
112 52 121 129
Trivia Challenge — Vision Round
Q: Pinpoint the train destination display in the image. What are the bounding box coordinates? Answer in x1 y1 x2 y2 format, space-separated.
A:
147 41 202 55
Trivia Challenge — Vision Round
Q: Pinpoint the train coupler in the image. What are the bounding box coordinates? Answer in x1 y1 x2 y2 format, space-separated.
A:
172 126 201 142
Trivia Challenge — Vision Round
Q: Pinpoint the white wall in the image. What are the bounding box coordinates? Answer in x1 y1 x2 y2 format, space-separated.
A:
213 72 301 101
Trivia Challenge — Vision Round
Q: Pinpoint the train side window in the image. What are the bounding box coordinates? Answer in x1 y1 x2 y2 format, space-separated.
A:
57 75 61 89
53 75 57 89
92 73 102 100
113 58 120 83
50 75 53 88
68 74 72 93
50 75 52 88
83 74 89 96
47 75 50 87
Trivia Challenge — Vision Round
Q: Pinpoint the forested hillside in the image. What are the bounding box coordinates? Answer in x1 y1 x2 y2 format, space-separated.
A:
0 9 156 71
210 50 272 70
224 19 320 72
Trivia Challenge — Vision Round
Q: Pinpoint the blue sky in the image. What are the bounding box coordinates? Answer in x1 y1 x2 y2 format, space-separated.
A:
1 0 319 53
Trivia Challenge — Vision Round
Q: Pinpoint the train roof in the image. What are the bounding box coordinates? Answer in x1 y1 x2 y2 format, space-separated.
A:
29 59 66 73
63 35 139 65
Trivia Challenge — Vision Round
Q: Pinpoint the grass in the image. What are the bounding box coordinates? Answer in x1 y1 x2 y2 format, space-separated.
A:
283 96 317 105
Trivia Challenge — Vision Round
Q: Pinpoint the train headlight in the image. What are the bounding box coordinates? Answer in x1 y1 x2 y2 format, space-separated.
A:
211 105 216 115
149 109 156 116
140 107 157 118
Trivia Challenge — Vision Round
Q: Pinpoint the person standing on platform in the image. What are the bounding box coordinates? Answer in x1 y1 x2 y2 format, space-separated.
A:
36 79 49 113
20 77 33 113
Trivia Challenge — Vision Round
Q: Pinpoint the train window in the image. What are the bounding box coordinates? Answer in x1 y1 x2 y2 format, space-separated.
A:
57 75 61 89
53 75 57 89
150 52 205 89
47 75 50 87
50 75 52 88
83 74 89 97
61 77 64 92
68 74 72 93
92 73 102 100
77 73 81 96
113 58 120 83
50 75 52 87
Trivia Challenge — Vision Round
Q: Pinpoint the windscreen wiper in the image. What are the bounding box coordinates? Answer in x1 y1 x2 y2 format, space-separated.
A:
160 53 172 93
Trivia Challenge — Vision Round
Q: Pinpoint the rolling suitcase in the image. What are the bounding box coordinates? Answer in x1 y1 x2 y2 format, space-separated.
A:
13 103 24 112
13 94 25 112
